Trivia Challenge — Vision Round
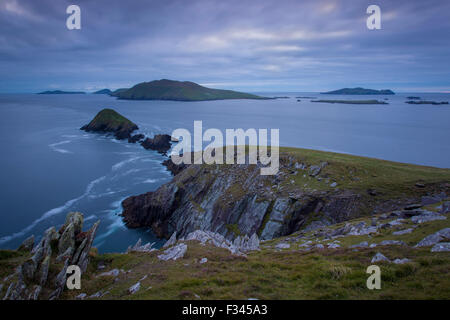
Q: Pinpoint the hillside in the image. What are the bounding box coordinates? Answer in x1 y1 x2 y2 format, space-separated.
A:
111 79 267 101
322 88 395 95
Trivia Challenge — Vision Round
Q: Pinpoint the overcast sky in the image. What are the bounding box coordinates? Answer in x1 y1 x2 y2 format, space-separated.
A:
0 0 449 93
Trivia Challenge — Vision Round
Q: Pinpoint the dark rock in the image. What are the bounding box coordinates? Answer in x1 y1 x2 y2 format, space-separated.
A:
141 134 172 154
421 196 441 206
162 159 188 175
128 133 145 143
415 182 425 188
17 235 34 252
404 203 422 210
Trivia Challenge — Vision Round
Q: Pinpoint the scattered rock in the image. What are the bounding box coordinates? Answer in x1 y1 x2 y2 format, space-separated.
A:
128 282 141 295
17 235 34 252
431 242 450 252
330 182 337 188
421 196 441 206
76 293 87 300
411 211 446 223
158 243 187 261
163 232 177 248
127 238 156 253
441 202 450 214
199 258 208 264
393 258 411 264
275 243 290 249
393 228 414 235
371 252 390 263
415 183 425 188
98 269 120 277
350 241 368 248
415 228 450 247
379 240 406 246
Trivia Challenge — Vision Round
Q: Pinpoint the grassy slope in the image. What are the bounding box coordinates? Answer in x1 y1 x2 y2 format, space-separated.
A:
85 108 137 131
51 202 449 300
279 147 450 197
115 79 266 101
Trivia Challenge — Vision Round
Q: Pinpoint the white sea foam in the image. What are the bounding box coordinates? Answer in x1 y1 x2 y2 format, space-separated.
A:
112 156 141 171
48 140 73 154
0 175 106 245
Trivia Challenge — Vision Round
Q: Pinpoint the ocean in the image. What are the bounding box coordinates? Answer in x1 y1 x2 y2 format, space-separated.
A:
0 92 449 252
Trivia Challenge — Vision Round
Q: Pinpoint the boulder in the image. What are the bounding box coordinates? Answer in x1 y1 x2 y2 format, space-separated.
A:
128 282 141 295
58 222 75 255
411 212 446 224
416 228 450 247
371 252 390 263
431 242 450 252
18 235 34 252
163 232 177 248
393 228 414 235
157 243 187 261
393 258 411 264
379 240 406 246
275 243 290 249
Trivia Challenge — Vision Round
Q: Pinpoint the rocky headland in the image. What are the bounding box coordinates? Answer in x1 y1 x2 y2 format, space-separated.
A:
121 147 450 243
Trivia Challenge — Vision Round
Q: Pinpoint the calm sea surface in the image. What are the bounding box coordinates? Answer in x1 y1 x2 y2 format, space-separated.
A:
0 92 449 252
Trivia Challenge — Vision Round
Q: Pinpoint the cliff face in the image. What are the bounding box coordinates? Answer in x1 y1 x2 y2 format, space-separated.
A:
121 149 450 241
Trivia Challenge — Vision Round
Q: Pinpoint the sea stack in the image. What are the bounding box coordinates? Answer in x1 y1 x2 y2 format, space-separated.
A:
80 108 138 140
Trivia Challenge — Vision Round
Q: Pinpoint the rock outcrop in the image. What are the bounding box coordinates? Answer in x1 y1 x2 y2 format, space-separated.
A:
80 108 138 140
122 154 415 242
141 134 172 154
2 212 99 300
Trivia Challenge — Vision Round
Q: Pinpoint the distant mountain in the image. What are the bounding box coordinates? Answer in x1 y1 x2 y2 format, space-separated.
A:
111 79 267 101
38 90 85 94
321 87 395 95
111 88 129 96
93 89 112 94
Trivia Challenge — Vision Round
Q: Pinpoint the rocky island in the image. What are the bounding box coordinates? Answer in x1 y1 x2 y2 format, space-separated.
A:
110 79 267 101
311 99 388 105
93 89 112 95
321 88 395 95
38 90 86 94
80 108 139 140
405 100 449 105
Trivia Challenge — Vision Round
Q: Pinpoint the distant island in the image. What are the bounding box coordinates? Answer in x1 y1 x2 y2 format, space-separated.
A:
407 96 421 100
38 90 85 94
93 89 112 94
405 100 448 105
311 99 388 105
321 87 395 95
110 79 267 101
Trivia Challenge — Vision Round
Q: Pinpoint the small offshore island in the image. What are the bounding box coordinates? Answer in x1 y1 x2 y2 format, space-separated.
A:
311 99 388 105
38 90 86 94
321 87 395 95
110 79 267 101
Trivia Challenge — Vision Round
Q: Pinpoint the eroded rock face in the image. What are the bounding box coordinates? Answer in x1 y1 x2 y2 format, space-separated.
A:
121 158 370 242
3 212 100 300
